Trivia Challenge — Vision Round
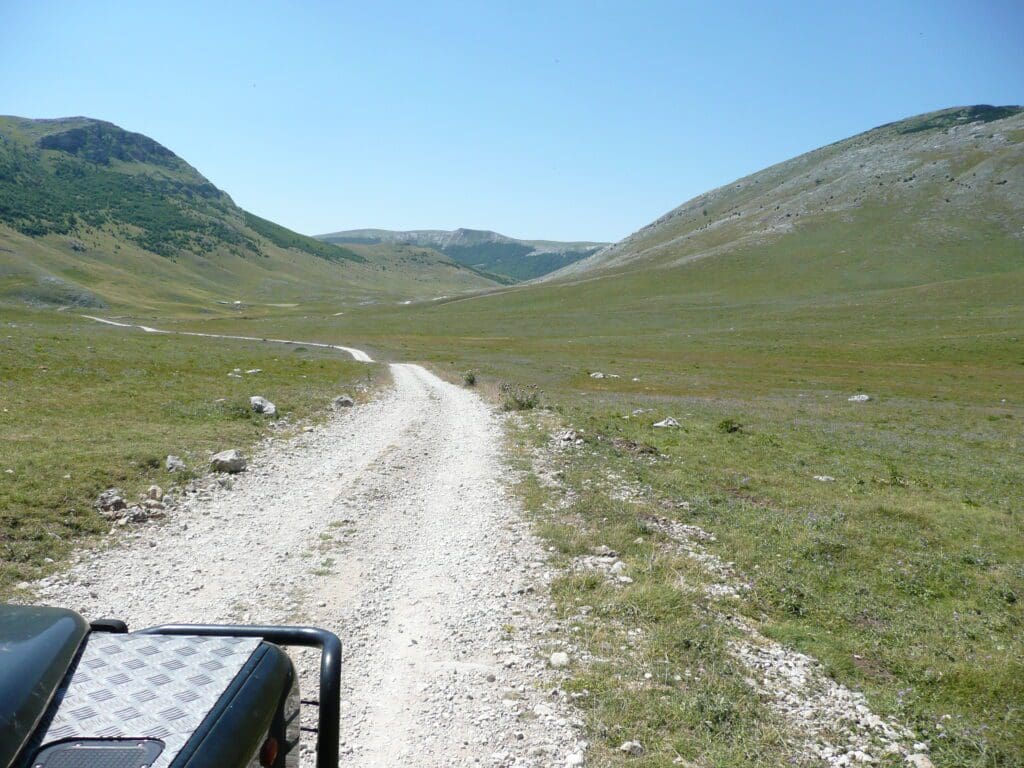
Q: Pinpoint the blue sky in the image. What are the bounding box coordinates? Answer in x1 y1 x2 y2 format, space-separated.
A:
2 1 1022 242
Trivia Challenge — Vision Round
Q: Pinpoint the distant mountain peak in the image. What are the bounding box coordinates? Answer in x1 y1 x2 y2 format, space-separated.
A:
37 120 179 169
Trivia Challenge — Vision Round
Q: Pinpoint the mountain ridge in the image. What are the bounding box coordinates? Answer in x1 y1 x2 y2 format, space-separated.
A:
318 227 608 282
0 116 499 309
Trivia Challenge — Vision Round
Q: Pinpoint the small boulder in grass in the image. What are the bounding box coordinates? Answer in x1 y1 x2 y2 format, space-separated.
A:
333 394 355 408
250 395 276 416
211 449 247 474
653 417 679 428
166 455 186 472
848 393 872 402
95 488 126 513
618 741 644 757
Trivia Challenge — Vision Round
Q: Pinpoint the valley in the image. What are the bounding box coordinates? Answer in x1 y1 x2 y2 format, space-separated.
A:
2 104 1022 767
319 227 609 282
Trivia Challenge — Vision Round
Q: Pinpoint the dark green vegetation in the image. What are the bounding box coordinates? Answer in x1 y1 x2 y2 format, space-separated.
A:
173 106 1023 765
0 117 352 259
242 212 363 264
318 227 607 282
0 116 498 311
895 104 1022 134
0 308 379 596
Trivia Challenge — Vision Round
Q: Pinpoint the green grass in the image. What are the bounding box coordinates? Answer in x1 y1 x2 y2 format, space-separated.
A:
161 188 1023 763
0 308 379 596
509 425 799 766
3 104 1020 764
543 394 1022 766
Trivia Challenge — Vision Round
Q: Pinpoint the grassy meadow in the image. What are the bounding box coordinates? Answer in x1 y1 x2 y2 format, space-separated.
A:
150 218 1024 765
0 308 379 596
1 106 1020 765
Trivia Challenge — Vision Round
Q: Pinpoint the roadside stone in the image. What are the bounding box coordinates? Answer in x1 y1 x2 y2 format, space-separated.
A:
250 396 277 416
565 752 585 766
146 485 163 500
125 505 162 523
906 755 934 768
210 449 247 473
589 372 606 379
848 394 872 402
166 455 186 472
549 652 570 669
619 741 644 757
333 395 355 408
653 417 679 428
95 488 126 513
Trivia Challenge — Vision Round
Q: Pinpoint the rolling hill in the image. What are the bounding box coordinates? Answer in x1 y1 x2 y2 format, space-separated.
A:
317 227 608 282
548 104 1023 283
0 116 498 311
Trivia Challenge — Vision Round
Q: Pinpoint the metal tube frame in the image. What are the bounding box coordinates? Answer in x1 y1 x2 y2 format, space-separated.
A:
137 623 341 768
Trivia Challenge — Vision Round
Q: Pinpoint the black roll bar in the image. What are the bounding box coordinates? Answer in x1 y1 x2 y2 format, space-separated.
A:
137 623 341 768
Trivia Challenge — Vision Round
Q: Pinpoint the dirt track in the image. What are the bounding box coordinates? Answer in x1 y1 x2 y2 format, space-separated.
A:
37 323 583 767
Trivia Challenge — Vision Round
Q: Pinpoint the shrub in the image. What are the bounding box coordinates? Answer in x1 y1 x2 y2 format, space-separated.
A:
498 382 540 411
462 369 477 387
718 417 743 434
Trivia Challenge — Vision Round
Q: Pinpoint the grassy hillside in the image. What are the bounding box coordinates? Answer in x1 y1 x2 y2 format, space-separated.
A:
0 116 498 311
551 104 1022 280
167 106 1024 765
318 227 608 282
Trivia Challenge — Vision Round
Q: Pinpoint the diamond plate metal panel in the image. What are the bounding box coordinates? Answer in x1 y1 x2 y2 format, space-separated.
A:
33 634 260 768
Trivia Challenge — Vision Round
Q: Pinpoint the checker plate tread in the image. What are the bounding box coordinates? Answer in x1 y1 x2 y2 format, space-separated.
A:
34 634 260 768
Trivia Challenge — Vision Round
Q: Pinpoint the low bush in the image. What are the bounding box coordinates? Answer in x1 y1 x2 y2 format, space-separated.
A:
717 417 743 433
499 382 540 411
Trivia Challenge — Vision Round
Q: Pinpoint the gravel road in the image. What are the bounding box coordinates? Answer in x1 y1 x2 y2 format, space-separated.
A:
35 332 584 767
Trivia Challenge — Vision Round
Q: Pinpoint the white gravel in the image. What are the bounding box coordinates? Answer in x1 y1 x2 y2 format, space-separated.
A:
33 349 585 767
641 516 919 766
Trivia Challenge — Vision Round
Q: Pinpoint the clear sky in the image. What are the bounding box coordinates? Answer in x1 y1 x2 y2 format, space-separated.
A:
2 1 1022 242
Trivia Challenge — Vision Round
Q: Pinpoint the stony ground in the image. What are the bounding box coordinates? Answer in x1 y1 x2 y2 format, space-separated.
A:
34 357 585 767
